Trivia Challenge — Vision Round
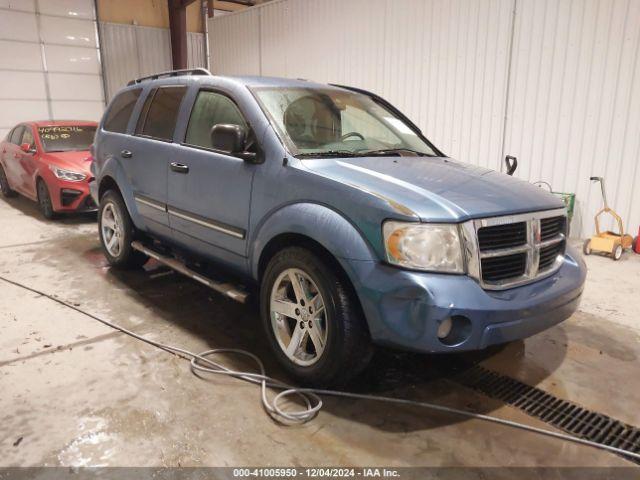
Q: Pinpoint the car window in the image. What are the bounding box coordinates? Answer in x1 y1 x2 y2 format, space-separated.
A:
104 88 142 133
21 127 34 148
38 126 96 152
10 126 24 145
185 90 247 149
136 86 187 141
254 87 437 157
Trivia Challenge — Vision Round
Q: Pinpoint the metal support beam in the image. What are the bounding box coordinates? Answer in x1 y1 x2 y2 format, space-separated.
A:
168 0 194 69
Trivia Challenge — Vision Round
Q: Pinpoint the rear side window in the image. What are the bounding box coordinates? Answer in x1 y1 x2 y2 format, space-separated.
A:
136 86 187 141
10 126 24 145
185 90 247 149
103 89 142 133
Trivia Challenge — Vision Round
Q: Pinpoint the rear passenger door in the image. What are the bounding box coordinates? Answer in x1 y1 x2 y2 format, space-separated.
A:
115 85 186 237
168 89 256 257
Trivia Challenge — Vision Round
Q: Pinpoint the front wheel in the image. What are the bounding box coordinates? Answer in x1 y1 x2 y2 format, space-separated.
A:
99 190 148 269
260 247 373 387
37 179 56 219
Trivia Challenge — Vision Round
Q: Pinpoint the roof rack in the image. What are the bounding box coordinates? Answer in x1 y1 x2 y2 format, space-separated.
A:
127 68 212 86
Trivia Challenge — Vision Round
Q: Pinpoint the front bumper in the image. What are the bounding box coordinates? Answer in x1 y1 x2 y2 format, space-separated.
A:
48 177 97 212
344 245 587 353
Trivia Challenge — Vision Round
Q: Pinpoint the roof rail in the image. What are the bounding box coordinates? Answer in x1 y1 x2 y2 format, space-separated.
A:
127 68 212 86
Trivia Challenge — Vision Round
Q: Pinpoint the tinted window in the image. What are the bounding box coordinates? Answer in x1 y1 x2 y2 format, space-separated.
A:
104 89 142 133
10 126 24 145
136 86 186 141
185 91 247 149
21 127 34 147
38 126 96 152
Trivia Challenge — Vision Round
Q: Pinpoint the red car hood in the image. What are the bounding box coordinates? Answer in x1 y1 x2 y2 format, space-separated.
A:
41 151 93 176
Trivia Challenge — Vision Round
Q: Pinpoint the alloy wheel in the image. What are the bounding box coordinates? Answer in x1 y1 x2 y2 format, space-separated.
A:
270 268 328 366
101 202 123 257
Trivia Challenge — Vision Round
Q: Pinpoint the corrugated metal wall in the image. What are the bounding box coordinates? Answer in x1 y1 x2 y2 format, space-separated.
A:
504 0 640 237
100 22 206 100
209 0 640 238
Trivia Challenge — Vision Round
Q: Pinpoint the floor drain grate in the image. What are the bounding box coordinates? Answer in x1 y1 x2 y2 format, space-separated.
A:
454 365 640 464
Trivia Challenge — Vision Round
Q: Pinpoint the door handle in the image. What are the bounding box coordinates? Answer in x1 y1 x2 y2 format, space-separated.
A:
170 162 189 174
120 150 133 159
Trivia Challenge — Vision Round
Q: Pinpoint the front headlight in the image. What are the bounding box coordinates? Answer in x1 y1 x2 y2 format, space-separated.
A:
383 221 464 273
49 165 86 182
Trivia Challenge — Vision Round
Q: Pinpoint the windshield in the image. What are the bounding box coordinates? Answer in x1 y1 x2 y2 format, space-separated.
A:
254 87 438 157
38 126 96 152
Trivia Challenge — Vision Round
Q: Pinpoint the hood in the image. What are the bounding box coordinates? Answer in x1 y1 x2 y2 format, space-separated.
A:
301 156 565 222
42 151 93 176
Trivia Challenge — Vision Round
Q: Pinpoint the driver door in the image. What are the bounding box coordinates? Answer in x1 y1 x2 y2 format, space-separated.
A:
168 89 256 257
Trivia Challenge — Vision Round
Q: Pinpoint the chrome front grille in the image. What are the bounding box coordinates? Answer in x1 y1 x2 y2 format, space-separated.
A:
460 208 567 290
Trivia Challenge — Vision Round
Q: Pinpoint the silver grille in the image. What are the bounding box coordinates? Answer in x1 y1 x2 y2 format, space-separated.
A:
460 208 567 290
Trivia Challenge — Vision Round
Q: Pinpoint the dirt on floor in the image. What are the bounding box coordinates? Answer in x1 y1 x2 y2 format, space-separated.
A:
1 194 639 468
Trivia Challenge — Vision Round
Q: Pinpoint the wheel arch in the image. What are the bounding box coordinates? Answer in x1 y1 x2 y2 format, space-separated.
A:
250 202 378 282
98 174 122 200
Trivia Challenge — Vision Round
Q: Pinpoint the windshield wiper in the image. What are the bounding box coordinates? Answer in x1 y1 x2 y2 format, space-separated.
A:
297 150 365 158
359 148 435 157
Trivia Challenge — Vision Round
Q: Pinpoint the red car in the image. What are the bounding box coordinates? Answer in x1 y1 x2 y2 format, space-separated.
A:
0 121 98 218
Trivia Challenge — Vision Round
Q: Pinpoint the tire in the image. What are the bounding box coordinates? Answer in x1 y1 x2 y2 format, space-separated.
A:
36 179 56 219
582 239 591 255
0 164 17 198
612 244 623 261
260 247 373 387
98 190 148 269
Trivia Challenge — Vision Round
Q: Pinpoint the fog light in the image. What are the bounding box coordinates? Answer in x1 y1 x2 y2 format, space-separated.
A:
437 317 453 339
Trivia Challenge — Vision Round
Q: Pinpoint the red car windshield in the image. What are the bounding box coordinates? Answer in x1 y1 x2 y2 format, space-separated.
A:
38 126 96 152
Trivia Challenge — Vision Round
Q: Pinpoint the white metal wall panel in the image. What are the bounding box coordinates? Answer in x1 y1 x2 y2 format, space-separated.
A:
101 23 205 100
39 15 97 47
503 0 640 236
209 0 640 238
209 7 260 75
38 0 95 19
0 0 104 135
210 0 513 171
136 25 171 77
99 22 139 101
187 31 206 68
0 0 35 12
0 9 39 41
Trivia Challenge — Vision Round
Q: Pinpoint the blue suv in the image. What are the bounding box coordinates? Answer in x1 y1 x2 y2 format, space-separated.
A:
91 69 586 386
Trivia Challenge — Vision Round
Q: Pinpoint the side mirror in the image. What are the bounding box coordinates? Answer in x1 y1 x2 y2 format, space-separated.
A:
21 143 35 154
504 155 518 175
210 124 258 162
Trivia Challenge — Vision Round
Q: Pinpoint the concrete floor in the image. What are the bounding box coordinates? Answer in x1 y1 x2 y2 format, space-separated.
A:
1 194 639 468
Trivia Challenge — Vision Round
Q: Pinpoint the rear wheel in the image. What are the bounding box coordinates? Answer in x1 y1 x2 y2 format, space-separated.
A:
37 179 56 219
260 247 373 386
99 190 148 269
0 164 17 197
612 244 623 261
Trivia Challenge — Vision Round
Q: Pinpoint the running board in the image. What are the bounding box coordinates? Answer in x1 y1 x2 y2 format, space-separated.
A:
131 241 249 303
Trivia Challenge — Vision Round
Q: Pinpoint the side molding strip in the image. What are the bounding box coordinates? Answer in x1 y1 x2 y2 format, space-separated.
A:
134 195 166 212
168 207 245 239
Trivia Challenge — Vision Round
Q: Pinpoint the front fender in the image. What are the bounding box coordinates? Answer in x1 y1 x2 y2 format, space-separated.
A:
249 203 378 279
